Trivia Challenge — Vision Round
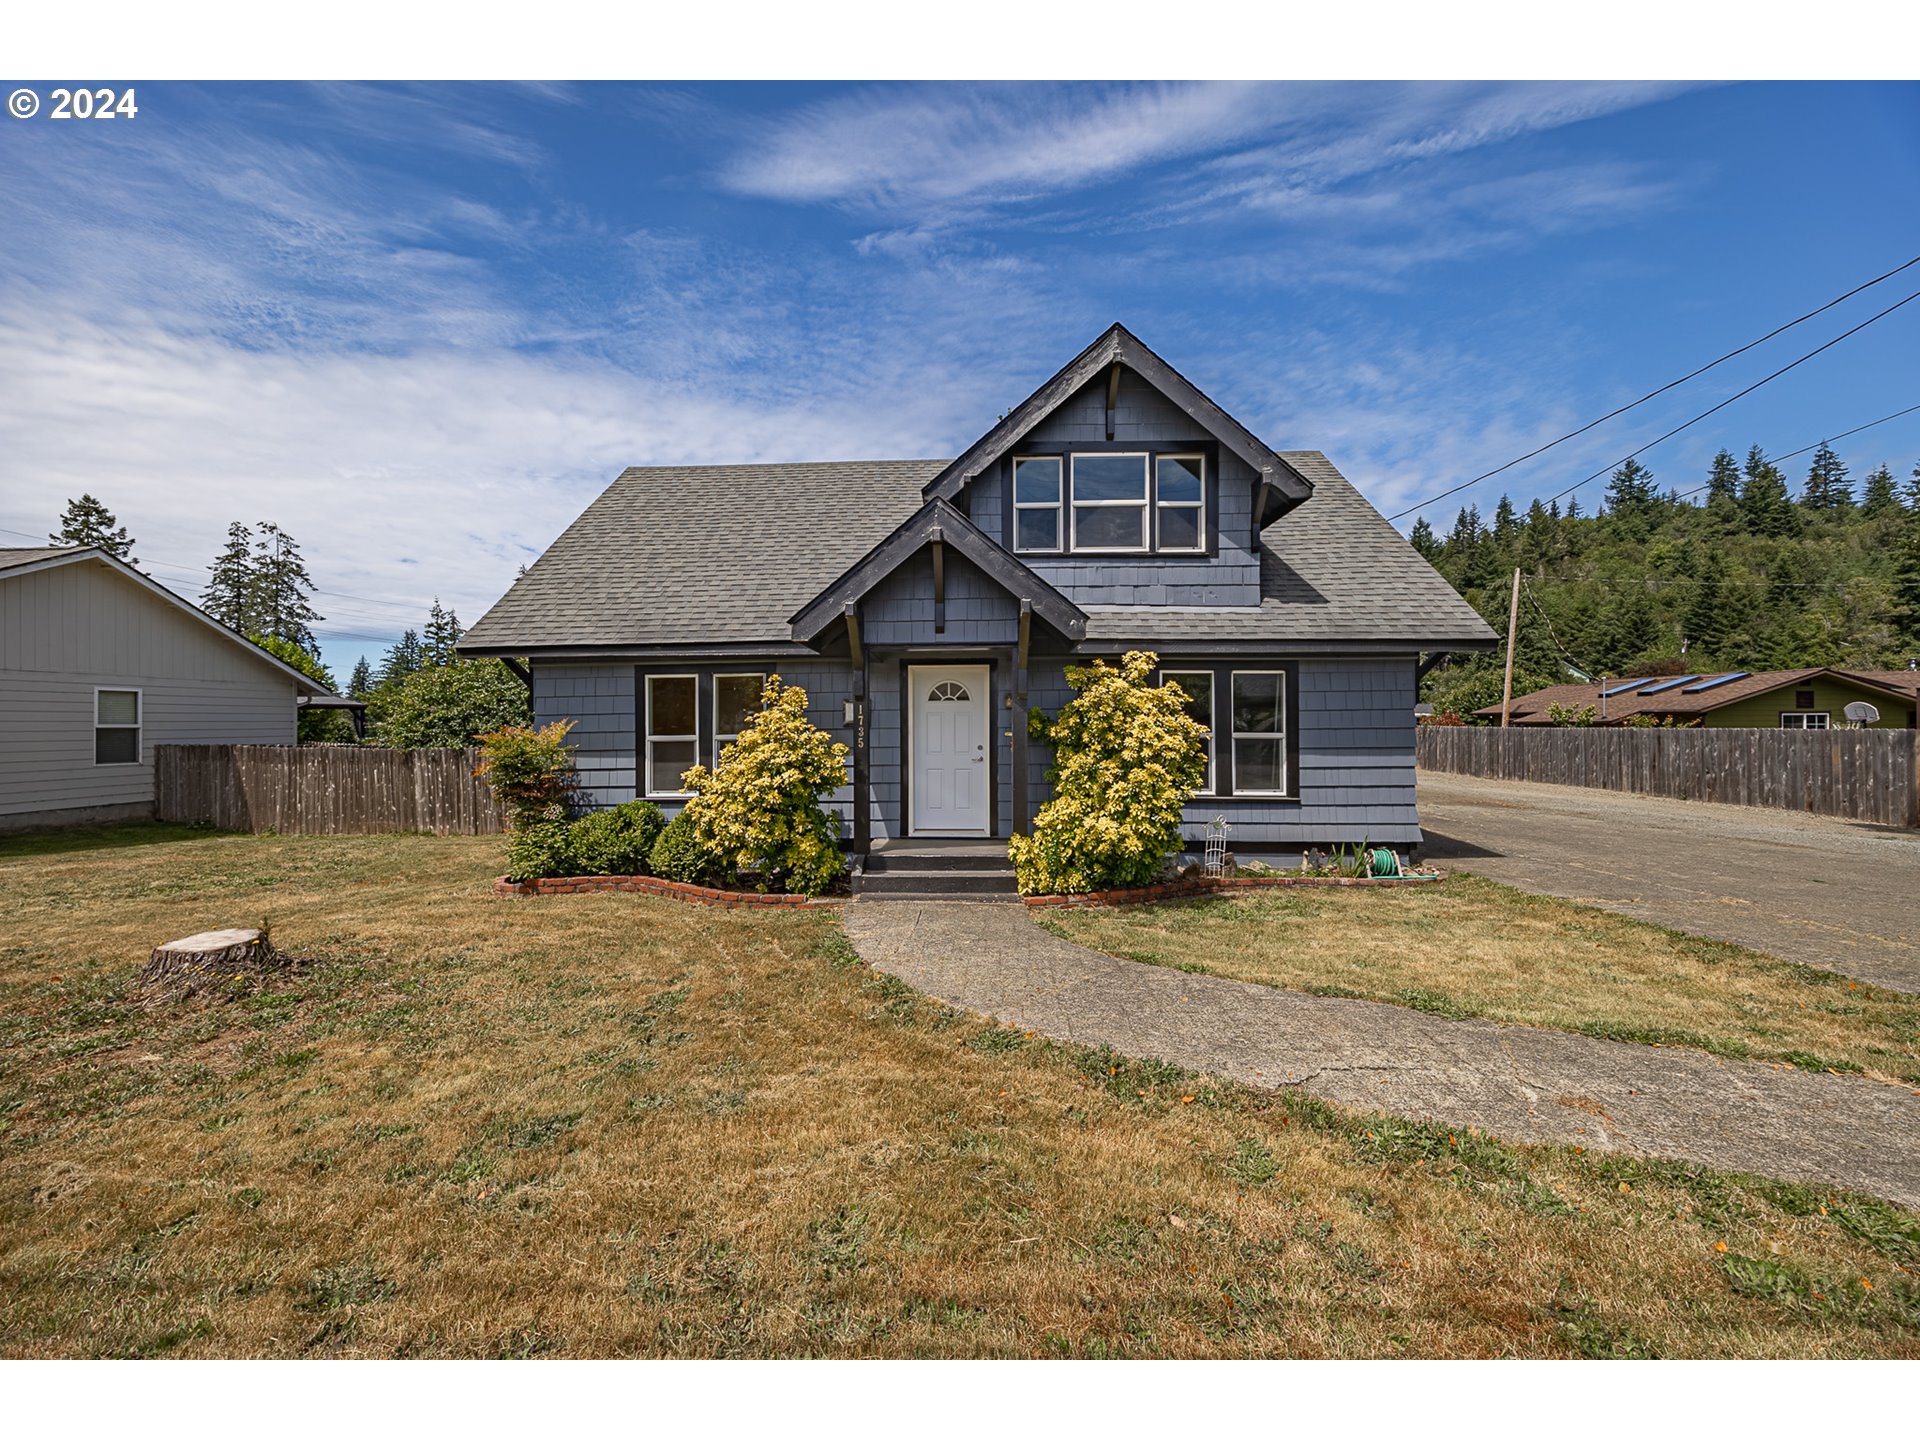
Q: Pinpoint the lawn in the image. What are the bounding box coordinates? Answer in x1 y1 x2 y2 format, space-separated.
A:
1 825 1917 1358
1043 875 1920 1083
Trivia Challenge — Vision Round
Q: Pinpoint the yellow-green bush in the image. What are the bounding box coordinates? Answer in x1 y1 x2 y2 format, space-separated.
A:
678 676 849 896
1008 651 1208 895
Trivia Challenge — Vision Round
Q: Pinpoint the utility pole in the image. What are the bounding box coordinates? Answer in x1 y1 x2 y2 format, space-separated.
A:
1500 567 1521 728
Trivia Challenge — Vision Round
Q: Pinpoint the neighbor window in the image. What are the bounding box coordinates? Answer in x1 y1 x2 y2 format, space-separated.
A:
1070 453 1149 551
94 688 141 765
1155 455 1205 551
646 674 698 796
713 673 767 755
1161 671 1214 794
1780 712 1829 730
1231 671 1287 795
1012 457 1063 553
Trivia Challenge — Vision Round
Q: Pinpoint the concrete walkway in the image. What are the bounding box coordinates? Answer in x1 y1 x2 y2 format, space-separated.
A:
843 900 1920 1208
1420 772 1920 994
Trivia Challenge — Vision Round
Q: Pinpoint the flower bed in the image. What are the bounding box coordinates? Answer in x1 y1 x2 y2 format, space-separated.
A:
1022 871 1444 909
494 874 844 908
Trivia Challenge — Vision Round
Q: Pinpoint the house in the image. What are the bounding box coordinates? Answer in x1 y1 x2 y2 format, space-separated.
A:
457 324 1497 860
1478 667 1920 729
0 546 340 829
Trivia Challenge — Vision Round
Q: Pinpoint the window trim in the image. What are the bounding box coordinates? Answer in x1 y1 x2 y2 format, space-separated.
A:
1011 455 1065 555
93 686 143 767
1160 670 1216 796
1780 711 1830 730
1154 453 1207 553
644 673 699 799
712 672 768 756
1068 451 1151 554
1229 670 1288 797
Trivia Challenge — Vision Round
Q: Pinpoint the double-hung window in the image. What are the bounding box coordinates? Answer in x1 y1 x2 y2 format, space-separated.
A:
1012 457 1063 553
1160 671 1214 794
1156 455 1205 551
94 688 141 765
1231 671 1287 795
1780 712 1829 730
713 673 767 757
645 675 698 797
1070 453 1149 551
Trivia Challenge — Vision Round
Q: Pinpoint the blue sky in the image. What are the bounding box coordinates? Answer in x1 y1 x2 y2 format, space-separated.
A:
2 80 1917 678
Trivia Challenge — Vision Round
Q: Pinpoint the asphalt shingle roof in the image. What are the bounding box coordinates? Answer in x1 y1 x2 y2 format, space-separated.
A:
1480 668 1920 723
0 546 80 573
459 451 1497 653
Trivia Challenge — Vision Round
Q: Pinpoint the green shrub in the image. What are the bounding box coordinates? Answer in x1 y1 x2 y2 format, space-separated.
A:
648 812 711 886
678 676 848 896
371 660 532 748
475 721 578 831
569 800 666 876
1008 651 1208 895
504 820 575 883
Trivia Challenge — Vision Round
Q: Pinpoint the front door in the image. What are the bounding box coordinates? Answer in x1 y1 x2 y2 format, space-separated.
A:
909 664 990 836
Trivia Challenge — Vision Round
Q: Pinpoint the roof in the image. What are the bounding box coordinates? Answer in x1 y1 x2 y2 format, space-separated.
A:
922 323 1314 524
1080 452 1498 649
1479 667 1920 724
0 546 336 696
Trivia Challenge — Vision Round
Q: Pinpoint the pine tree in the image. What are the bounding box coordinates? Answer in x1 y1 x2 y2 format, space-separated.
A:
1683 552 1731 658
1408 518 1439 561
1739 447 1798 538
347 656 374 700
1605 459 1659 517
50 494 137 563
1893 512 1920 653
1491 495 1518 546
202 522 259 633
380 630 425 686
1565 497 1582 520
423 599 463 666
1860 465 1900 518
251 523 323 652
1800 443 1852 511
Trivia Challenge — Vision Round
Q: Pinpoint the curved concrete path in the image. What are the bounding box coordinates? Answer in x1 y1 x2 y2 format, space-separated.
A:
843 900 1920 1208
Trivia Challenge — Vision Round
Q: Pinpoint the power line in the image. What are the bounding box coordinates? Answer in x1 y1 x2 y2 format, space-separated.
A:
1388 251 1920 521
1652 399 1920 505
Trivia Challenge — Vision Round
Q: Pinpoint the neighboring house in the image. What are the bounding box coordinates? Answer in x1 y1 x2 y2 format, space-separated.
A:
458 324 1497 857
0 546 338 829
1478 667 1920 729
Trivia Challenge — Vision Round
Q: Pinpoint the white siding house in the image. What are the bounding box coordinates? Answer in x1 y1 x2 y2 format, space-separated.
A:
0 546 332 829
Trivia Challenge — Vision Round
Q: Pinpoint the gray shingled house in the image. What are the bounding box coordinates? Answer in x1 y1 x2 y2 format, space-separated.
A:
457 325 1495 860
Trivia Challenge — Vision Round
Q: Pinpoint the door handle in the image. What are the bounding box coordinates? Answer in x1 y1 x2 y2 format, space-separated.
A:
971 756 984 763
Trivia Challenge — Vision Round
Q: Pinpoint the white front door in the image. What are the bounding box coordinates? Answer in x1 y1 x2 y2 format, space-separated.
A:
910 664 990 836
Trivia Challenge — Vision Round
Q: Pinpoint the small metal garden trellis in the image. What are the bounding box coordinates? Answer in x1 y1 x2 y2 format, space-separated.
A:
1204 814 1230 876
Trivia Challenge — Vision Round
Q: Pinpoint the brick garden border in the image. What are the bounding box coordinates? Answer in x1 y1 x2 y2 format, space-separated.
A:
494 874 844 908
1022 871 1444 910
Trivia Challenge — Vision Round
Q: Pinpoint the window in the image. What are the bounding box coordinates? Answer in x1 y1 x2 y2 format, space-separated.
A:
94 688 141 765
1012 457 1063 553
1070 453 1149 551
1780 712 1829 730
1231 671 1287 795
713 673 767 755
1794 689 1816 709
1161 671 1214 794
928 680 971 702
646 675 698 796
1156 455 1205 551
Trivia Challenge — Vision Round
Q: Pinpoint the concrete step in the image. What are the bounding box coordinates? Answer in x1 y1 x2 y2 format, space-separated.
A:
852 891 1021 905
857 868 1018 897
865 850 1013 874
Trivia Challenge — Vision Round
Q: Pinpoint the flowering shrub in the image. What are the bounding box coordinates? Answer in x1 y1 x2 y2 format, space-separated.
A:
1008 651 1208 895
475 721 578 831
677 676 849 896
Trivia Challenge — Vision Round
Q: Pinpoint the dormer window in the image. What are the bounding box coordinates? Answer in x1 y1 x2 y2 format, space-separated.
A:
1014 449 1208 555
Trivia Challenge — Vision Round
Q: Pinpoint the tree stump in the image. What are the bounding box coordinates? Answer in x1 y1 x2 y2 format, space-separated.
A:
140 928 287 998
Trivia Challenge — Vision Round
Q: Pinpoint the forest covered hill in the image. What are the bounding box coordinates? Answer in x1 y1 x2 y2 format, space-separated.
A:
1412 442 1920 717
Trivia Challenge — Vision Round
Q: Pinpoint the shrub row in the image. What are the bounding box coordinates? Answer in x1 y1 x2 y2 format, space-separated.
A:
503 800 667 883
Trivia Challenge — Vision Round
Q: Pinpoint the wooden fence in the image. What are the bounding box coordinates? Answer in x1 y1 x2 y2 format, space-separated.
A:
154 745 506 835
1417 725 1919 827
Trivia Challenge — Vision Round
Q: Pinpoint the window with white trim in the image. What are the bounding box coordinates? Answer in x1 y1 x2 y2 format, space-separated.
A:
713 673 767 756
1156 455 1205 551
646 674 698 796
1780 712 1830 730
1012 456 1063 553
95 688 141 765
1231 671 1287 795
1070 452 1149 551
1161 671 1214 794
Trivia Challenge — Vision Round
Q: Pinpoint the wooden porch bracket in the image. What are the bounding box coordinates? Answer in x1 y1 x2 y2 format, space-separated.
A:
1105 361 1122 441
1012 599 1034 836
843 602 863 670
931 531 946 634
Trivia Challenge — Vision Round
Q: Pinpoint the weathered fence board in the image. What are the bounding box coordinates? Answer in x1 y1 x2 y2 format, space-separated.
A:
154 745 506 835
1417 726 1918 827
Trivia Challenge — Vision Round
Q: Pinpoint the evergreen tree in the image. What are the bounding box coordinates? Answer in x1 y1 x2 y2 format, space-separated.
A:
1408 518 1439 561
1893 513 1920 654
251 522 323 652
1491 495 1518 546
347 656 374 700
1604 459 1659 517
1704 449 1741 527
423 598 464 666
50 494 137 563
1683 552 1731 658
1565 497 1583 520
202 522 259 633
1739 447 1798 538
1800 443 1852 511
1908 460 1920 511
1860 464 1901 518
380 629 425 686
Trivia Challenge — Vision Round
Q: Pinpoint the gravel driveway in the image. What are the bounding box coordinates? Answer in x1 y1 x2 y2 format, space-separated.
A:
1418 771 1920 994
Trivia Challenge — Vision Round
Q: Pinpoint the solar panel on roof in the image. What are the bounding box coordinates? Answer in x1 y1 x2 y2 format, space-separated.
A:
1600 678 1650 697
1637 675 1702 695
1681 671 1750 694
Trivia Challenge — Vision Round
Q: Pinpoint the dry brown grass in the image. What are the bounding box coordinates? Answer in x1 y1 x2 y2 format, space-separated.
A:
1046 876 1920 1082
1 824 1917 1358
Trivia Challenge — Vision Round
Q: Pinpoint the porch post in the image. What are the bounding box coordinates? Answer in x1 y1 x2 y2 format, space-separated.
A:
847 603 871 857
1011 600 1033 836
